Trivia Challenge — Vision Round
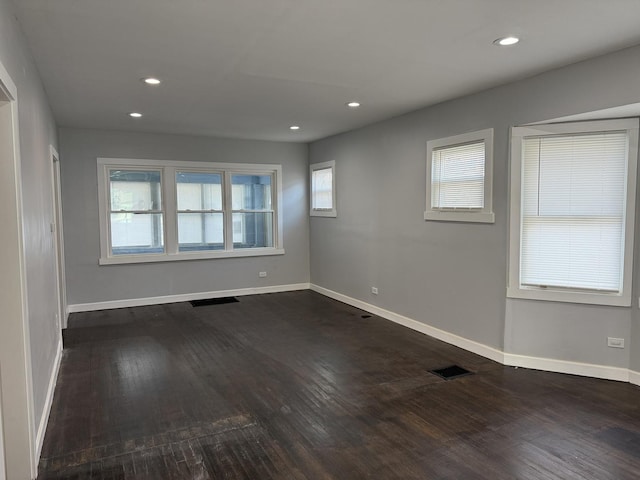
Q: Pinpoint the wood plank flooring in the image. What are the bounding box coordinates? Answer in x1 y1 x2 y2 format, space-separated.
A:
38 290 640 479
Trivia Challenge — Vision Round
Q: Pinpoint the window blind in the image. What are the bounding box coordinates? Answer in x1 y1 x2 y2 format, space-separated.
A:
521 132 628 292
312 167 333 209
431 140 485 209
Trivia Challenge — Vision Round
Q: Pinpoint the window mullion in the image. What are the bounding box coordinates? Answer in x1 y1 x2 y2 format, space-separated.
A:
223 171 234 251
164 166 178 254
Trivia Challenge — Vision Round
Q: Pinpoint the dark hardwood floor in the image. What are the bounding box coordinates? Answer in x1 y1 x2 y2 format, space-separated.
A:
39 290 640 479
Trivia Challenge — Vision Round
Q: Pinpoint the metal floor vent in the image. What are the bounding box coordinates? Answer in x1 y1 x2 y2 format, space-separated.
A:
430 365 473 380
190 297 239 307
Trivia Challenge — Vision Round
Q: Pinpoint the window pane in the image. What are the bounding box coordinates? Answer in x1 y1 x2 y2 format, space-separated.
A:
231 175 272 210
312 167 333 209
521 132 627 291
525 134 627 217
522 218 622 291
110 170 161 211
176 172 222 211
432 141 484 209
178 213 224 251
232 212 273 248
110 213 164 255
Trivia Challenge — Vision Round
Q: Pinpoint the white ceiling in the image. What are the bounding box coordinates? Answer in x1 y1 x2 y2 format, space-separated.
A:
11 0 640 142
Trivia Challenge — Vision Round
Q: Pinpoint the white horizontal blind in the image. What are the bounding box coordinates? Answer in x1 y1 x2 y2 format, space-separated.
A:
521 132 627 292
431 140 485 209
312 167 333 209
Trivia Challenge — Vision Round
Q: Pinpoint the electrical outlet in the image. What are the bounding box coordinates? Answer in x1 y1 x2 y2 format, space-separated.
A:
371 287 378 295
259 271 267 278
607 337 624 349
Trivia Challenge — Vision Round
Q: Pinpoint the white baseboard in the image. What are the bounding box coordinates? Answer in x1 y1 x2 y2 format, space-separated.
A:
67 283 311 314
66 283 640 387
629 370 640 386
34 336 62 468
310 283 640 385
310 284 505 364
503 352 630 382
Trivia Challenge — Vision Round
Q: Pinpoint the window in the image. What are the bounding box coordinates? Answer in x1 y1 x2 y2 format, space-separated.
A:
231 174 274 248
97 158 284 264
310 160 336 217
425 129 494 223
176 171 223 252
109 169 164 255
508 119 638 306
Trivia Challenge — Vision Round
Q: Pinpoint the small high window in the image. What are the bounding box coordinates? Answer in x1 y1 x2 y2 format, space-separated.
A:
310 160 336 217
425 129 494 223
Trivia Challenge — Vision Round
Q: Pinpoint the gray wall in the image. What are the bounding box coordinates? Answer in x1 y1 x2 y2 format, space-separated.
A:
0 0 59 440
309 44 640 369
0 0 60 474
59 128 310 306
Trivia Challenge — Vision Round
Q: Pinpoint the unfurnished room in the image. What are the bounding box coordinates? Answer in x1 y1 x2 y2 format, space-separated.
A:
2 1 640 479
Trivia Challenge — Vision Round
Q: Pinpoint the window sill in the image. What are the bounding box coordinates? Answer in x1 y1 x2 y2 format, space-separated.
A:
424 210 494 224
99 247 285 265
506 285 631 307
310 209 337 218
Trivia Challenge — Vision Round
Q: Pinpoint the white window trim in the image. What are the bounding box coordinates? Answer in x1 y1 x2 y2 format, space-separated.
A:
97 158 284 265
425 128 494 223
507 119 639 307
310 160 337 217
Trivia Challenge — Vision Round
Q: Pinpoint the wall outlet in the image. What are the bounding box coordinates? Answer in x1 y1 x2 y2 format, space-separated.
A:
607 337 624 349
371 287 378 295
259 271 267 278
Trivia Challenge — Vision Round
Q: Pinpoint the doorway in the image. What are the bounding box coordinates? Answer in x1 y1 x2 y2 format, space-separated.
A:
0 61 35 479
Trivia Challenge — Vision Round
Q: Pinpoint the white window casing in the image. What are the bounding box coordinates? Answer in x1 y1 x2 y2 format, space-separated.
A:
508 119 639 306
97 158 284 265
425 128 494 223
310 160 336 217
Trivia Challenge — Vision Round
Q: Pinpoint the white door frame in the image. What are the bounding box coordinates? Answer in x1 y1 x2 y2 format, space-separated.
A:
0 58 37 479
50 146 68 329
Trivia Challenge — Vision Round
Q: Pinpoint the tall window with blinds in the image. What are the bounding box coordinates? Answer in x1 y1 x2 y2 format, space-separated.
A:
509 119 638 306
425 129 494 223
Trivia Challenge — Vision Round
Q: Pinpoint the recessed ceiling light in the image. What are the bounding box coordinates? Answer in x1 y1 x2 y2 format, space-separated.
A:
289 125 300 130
129 112 143 118
494 36 520 46
142 77 161 85
346 101 361 108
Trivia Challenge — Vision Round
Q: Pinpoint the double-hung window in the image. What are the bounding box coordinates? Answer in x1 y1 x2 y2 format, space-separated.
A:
425 129 494 223
231 174 274 248
508 119 639 306
108 169 165 255
98 158 284 264
176 171 224 251
310 160 336 217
